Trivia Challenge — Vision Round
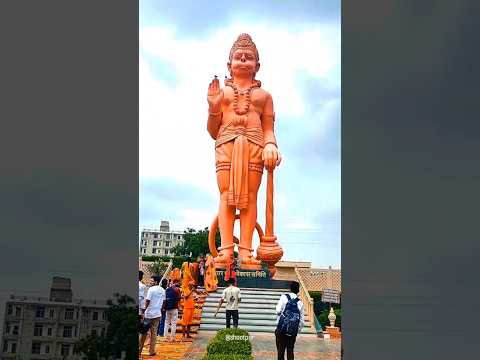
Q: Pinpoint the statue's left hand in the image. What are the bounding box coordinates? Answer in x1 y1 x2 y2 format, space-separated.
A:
262 143 282 171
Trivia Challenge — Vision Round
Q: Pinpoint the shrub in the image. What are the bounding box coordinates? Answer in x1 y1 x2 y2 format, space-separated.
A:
201 355 254 360
204 328 252 358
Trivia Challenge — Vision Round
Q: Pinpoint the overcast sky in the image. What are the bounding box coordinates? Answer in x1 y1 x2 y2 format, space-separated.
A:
139 0 341 268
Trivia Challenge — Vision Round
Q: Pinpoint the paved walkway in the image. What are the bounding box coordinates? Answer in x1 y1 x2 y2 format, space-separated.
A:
180 331 341 360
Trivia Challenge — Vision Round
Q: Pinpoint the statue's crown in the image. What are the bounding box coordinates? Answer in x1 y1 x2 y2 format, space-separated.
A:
229 33 259 62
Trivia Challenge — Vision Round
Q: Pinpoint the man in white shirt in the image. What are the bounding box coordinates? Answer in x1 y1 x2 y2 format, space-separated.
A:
275 281 305 360
215 278 241 328
139 271 147 317
139 275 165 356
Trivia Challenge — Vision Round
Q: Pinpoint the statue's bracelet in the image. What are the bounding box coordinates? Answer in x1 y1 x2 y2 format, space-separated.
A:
264 141 277 148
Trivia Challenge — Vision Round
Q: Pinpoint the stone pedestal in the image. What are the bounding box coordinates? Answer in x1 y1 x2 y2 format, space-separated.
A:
324 326 341 339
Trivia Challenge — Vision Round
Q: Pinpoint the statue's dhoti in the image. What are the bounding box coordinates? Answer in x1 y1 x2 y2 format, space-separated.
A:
215 125 264 210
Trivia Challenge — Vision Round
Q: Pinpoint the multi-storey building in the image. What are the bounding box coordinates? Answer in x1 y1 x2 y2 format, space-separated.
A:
139 221 184 257
1 277 108 360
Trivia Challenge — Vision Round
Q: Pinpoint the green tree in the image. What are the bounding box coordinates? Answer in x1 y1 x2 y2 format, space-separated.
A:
74 293 137 359
172 227 221 260
145 259 168 277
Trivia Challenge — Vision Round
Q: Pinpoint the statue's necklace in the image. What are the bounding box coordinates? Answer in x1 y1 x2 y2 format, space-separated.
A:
231 84 252 115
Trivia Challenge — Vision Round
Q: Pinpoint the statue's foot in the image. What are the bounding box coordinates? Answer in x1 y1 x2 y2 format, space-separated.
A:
214 248 234 269
239 250 262 270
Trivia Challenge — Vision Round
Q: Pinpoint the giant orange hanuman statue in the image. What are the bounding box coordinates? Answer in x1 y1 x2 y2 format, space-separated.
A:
207 33 283 274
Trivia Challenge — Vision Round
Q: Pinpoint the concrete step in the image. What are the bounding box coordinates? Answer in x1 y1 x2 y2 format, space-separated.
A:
202 304 276 312
201 317 313 329
204 297 278 305
215 288 288 295
202 312 277 320
206 293 282 300
199 323 316 334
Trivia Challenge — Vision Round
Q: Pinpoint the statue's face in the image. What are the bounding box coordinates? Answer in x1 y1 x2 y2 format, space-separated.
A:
229 48 259 78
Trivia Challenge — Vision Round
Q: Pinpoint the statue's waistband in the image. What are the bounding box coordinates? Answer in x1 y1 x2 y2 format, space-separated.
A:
215 125 264 148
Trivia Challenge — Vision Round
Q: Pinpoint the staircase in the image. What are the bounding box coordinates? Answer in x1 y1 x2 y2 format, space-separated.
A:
199 287 316 334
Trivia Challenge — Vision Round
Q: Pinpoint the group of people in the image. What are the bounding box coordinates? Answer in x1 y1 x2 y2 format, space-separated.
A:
138 268 199 357
215 279 306 360
139 254 305 360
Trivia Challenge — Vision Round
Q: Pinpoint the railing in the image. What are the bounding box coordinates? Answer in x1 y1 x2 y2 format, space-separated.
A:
294 266 316 331
161 259 174 283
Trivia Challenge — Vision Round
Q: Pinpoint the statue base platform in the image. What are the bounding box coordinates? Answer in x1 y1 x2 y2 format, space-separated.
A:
215 269 291 289
325 326 341 339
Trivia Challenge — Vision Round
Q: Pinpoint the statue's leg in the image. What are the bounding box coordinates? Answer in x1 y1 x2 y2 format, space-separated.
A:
239 170 262 266
216 169 235 264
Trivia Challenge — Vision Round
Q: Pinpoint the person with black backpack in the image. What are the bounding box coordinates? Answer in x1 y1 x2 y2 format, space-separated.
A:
275 281 305 360
163 278 181 342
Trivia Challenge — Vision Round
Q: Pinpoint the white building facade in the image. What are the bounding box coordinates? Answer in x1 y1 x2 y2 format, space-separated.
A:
139 221 184 257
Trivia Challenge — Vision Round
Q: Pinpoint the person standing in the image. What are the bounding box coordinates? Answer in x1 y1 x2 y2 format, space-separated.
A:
275 281 305 360
139 275 165 356
138 271 147 318
157 278 168 336
163 278 181 342
224 254 237 287
181 282 198 340
215 277 241 328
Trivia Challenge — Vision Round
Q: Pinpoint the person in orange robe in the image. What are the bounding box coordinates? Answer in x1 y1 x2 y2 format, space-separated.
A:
190 262 199 286
181 262 194 295
170 267 181 283
181 281 197 340
204 254 218 293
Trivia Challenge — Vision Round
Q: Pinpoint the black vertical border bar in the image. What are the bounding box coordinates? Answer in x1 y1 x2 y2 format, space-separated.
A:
343 1 480 359
0 0 139 349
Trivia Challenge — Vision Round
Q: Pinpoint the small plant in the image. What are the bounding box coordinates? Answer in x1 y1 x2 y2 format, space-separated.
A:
202 328 253 360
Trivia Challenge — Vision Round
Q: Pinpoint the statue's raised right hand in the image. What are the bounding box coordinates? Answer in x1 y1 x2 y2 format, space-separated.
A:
207 76 222 113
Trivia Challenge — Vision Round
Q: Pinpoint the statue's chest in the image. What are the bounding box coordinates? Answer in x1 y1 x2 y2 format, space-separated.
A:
223 88 265 111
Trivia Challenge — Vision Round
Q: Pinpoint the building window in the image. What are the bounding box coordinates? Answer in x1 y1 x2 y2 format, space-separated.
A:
49 309 55 318
64 308 74 320
35 306 45 318
12 325 18 335
34 324 43 337
93 311 99 321
5 323 10 334
102 311 107 320
154 233 158 238
165 249 169 255
15 306 21 317
3 341 7 352
166 241 170 247
152 248 156 254
47 327 52 336
178 235 181 240
45 344 50 354
142 248 146 254
92 329 97 336
32 342 41 354
153 240 158 246
7 305 13 315
11 342 16 354
63 326 73 338
61 344 70 356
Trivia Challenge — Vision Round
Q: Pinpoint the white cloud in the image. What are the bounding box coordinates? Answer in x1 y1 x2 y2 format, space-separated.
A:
139 23 340 187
